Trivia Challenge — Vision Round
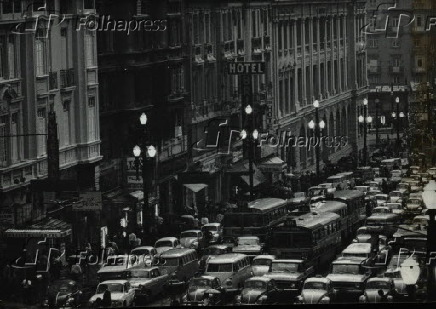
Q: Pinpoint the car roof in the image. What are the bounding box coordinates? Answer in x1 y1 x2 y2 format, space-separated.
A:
367 277 391 283
156 237 178 242
160 248 196 258
207 253 247 263
245 276 273 283
206 244 229 249
272 259 304 263
253 255 276 260
237 236 259 240
305 277 331 284
181 230 201 233
131 246 154 251
99 280 129 284
333 256 367 264
203 223 220 227
343 243 372 252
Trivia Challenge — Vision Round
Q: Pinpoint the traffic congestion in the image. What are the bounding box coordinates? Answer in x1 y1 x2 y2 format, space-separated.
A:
6 155 434 307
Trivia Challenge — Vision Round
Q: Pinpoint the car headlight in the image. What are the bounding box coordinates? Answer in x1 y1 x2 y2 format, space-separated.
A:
290 283 296 288
319 296 330 304
226 278 233 287
359 295 367 303
235 295 241 304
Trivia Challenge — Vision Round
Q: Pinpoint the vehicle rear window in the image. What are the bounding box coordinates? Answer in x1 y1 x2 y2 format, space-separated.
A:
162 257 179 267
206 263 233 272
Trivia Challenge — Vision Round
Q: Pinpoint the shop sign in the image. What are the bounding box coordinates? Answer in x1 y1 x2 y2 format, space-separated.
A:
73 192 102 211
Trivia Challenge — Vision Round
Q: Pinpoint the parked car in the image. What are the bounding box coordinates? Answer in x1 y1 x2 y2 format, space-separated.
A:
183 275 226 305
201 223 223 244
180 230 205 250
130 246 158 264
388 191 404 204
97 255 143 282
375 194 389 206
124 266 170 305
154 237 181 255
295 277 335 304
385 203 404 216
251 255 276 277
88 280 136 307
199 245 232 273
264 259 314 297
358 278 394 303
235 277 281 305
232 236 263 258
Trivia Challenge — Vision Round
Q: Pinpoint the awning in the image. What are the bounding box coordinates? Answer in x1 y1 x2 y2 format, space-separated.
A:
4 218 72 238
259 156 287 173
129 191 144 201
183 183 208 193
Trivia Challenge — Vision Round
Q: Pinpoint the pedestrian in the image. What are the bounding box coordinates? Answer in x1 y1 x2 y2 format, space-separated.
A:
21 278 32 305
102 287 111 307
71 262 82 282
93 297 102 308
129 231 137 250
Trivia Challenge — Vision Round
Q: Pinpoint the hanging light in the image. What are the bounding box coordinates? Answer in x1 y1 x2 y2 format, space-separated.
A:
240 129 247 139
308 120 315 129
399 112 405 118
319 120 326 129
392 112 396 118
140 113 148 125
133 145 141 157
147 145 157 158
358 115 364 123
363 98 368 106
313 100 319 108
245 105 253 115
367 116 373 123
396 97 400 103
252 129 259 140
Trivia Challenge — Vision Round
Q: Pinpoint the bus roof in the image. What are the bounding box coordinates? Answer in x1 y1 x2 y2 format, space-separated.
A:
294 212 340 229
311 201 347 213
248 198 287 211
381 158 400 163
333 190 364 200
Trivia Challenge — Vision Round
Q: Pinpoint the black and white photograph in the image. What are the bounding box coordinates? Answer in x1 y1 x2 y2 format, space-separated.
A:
0 0 435 307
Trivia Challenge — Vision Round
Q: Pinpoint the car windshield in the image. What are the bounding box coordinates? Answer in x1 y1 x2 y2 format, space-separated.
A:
131 248 150 256
332 264 360 274
366 281 390 289
252 259 272 266
181 232 198 238
162 258 179 267
398 184 409 189
126 270 150 278
308 189 324 197
271 262 300 273
155 241 173 248
207 263 233 273
204 248 225 255
190 278 211 288
304 282 327 290
408 199 421 204
390 192 401 197
202 226 218 232
244 281 267 290
96 283 123 294
238 238 259 246
106 257 126 266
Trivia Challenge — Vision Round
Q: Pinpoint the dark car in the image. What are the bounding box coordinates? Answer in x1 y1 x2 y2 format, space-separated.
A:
182 276 225 305
358 278 395 303
42 279 93 308
235 277 281 305
296 277 335 304
199 245 232 273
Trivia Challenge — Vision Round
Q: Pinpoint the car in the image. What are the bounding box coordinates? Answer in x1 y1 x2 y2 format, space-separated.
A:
384 203 404 216
318 183 337 194
295 277 335 304
326 257 372 300
154 237 181 255
388 191 404 203
264 259 314 297
123 266 170 305
88 280 136 307
130 246 158 264
97 255 143 282
372 206 392 214
42 279 93 308
358 278 394 303
251 255 276 277
221 236 238 250
427 167 436 179
396 183 410 195
199 245 233 273
232 236 263 258
405 198 424 215
375 194 389 206
410 166 421 174
307 186 328 198
183 275 226 306
390 170 403 182
409 181 423 192
340 243 377 266
235 277 281 305
180 230 205 250
201 223 223 244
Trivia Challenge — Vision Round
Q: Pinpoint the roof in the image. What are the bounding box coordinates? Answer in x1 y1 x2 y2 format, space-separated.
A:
253 255 276 260
333 190 364 200
237 236 259 240
294 212 340 229
248 198 287 211
327 175 343 180
156 237 178 242
181 230 202 234
305 277 331 284
245 276 273 283
206 244 229 250
207 254 247 263
131 246 154 251
272 259 304 263
4 217 72 238
332 257 367 265
367 277 391 283
203 223 220 227
343 243 372 254
311 201 347 213
98 280 129 284
160 248 196 258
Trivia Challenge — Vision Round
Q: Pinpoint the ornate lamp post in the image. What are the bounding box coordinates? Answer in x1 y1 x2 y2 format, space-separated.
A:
133 113 157 233
241 104 259 201
399 256 421 302
358 99 371 166
308 103 325 178
395 96 401 156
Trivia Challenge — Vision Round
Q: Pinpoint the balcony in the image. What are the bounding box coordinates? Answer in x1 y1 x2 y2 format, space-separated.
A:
252 37 263 55
49 72 58 90
159 135 188 162
389 66 404 74
60 69 75 88
168 90 185 103
237 39 245 55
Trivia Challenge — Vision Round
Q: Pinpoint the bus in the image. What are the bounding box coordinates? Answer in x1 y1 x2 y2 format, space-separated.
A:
269 212 342 270
310 200 350 245
331 190 366 238
365 212 401 237
222 198 288 242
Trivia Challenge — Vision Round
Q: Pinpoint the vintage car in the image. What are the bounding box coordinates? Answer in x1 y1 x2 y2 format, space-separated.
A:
130 246 158 264
183 275 226 305
375 194 389 207
42 279 93 308
97 255 142 282
235 277 281 305
390 170 403 182
427 167 436 179
409 181 423 192
340 243 377 266
251 255 276 277
358 278 394 303
307 186 328 199
201 223 223 244
295 277 335 304
180 230 206 250
388 191 404 204
385 203 404 216
199 245 232 273
318 183 337 194
404 198 424 215
154 237 181 255
410 166 421 174
264 260 314 296
88 280 136 307
123 266 170 305
326 257 372 300
232 236 263 258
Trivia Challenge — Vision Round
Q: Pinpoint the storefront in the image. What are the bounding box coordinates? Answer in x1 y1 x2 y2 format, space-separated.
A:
258 156 287 184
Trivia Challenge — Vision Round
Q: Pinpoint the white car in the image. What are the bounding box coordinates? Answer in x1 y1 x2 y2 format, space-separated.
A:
318 183 336 194
201 223 223 244
154 237 181 255
251 255 276 276
180 230 205 249
88 280 135 307
375 194 389 206
388 191 403 203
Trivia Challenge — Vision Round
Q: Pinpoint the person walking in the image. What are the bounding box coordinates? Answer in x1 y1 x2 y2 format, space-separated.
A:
102 288 112 307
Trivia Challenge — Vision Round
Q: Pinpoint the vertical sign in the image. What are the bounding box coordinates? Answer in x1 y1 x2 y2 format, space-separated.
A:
47 110 60 182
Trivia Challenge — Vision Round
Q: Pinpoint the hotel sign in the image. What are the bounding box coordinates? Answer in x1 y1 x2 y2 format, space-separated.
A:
227 62 266 75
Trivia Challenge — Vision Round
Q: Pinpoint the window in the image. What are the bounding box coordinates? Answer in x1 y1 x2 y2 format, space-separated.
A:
37 108 47 157
10 112 19 163
85 31 96 67
35 37 47 76
62 100 71 146
0 115 7 166
84 0 95 9
88 97 96 141
392 58 401 67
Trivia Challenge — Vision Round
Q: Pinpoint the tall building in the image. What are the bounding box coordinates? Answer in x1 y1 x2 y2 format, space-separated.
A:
0 0 101 255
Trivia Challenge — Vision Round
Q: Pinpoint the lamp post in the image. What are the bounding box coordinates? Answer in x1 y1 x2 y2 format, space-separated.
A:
375 98 380 148
359 99 371 166
133 113 157 234
308 101 325 178
395 96 400 156
241 104 258 201
422 180 436 303
399 256 421 302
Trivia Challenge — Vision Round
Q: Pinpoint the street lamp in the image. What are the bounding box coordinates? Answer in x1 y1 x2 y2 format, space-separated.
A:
241 105 259 201
311 100 321 177
375 98 380 147
395 97 400 156
400 256 421 301
422 180 436 302
133 113 157 233
359 98 369 166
